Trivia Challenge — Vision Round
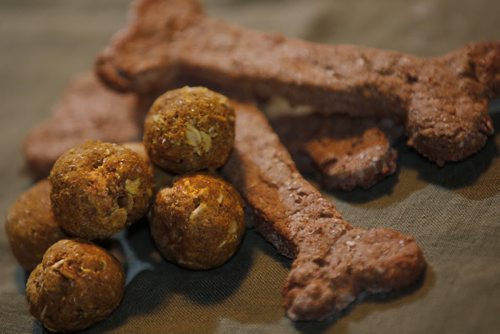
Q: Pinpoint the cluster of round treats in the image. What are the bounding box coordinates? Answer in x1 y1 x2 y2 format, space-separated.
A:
144 87 245 270
5 86 245 332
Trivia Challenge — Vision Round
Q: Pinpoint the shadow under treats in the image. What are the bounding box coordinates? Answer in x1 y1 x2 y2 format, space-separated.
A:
86 217 256 332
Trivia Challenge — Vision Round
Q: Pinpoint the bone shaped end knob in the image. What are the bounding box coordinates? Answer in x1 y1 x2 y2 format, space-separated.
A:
284 228 426 321
405 42 498 165
95 0 204 93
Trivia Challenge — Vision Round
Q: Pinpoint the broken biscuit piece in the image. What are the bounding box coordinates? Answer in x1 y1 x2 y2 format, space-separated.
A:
271 113 402 190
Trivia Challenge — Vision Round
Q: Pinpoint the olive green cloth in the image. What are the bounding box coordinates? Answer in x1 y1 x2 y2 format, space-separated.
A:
1 0 499 333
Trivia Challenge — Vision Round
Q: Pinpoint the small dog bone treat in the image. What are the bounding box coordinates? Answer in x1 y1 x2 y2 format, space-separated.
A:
222 102 426 320
5 180 67 271
49 141 154 239
151 173 245 270
271 113 402 191
144 86 235 173
96 0 498 165
26 239 125 332
23 72 145 179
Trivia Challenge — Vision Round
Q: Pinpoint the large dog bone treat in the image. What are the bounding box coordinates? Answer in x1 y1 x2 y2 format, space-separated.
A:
96 0 498 165
23 72 146 179
271 113 402 190
222 102 426 320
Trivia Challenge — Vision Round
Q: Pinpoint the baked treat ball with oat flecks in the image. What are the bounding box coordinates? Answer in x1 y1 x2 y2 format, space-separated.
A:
49 140 153 239
151 173 245 270
5 180 66 271
143 86 235 174
26 239 125 332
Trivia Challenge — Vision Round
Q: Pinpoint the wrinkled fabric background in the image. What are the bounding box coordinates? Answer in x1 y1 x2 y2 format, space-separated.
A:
1 0 499 333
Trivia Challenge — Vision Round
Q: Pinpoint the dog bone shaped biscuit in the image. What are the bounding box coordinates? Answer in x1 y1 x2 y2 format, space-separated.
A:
96 0 498 165
223 102 426 320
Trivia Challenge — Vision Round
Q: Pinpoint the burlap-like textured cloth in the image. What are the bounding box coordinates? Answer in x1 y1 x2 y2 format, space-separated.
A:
1 0 499 333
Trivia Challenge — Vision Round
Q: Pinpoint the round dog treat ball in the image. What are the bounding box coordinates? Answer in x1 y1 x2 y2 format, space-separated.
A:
151 173 245 269
143 86 235 174
49 140 154 239
5 180 66 271
26 239 125 332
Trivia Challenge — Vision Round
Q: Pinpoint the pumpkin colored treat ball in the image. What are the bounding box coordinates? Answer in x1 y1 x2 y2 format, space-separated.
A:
26 239 125 332
143 86 235 174
151 173 245 270
49 140 153 239
5 180 66 271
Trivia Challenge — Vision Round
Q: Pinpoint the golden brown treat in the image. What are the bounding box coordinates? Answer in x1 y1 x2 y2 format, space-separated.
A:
26 239 125 332
143 86 235 173
151 173 245 269
49 141 154 239
5 180 66 271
